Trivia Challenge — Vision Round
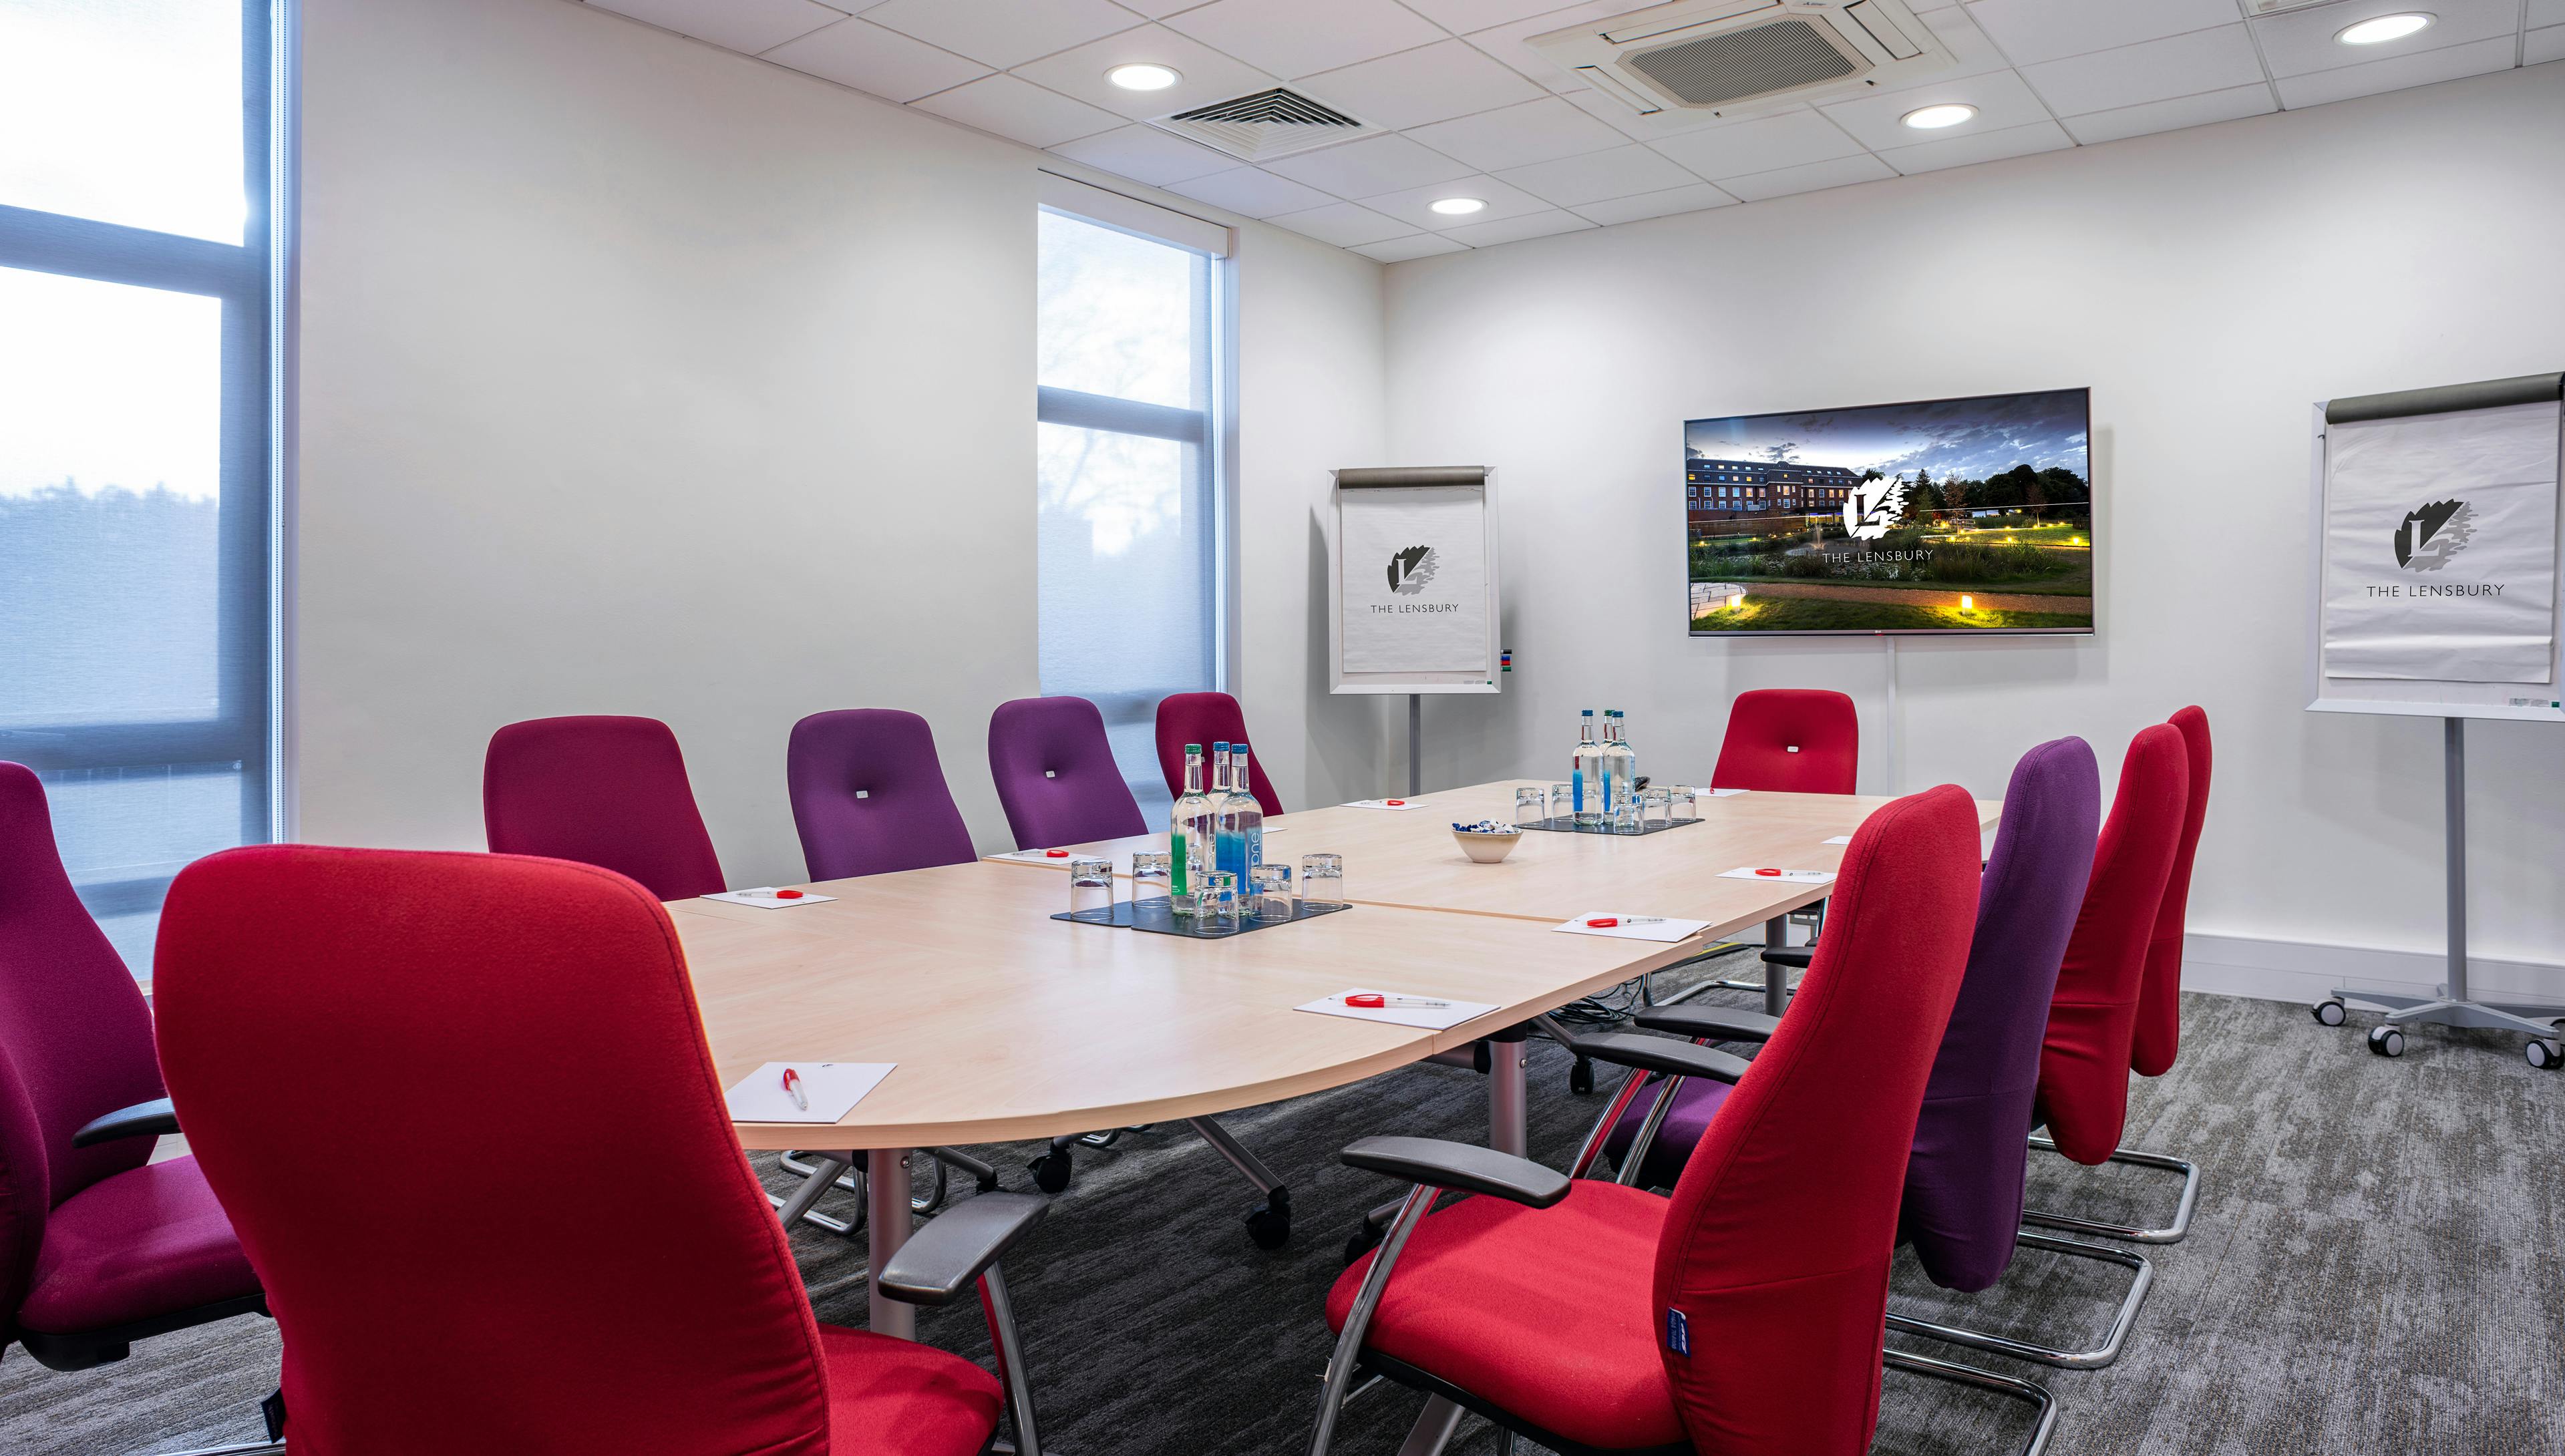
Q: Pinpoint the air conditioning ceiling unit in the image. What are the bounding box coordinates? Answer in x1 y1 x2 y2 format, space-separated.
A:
1530 0 1951 127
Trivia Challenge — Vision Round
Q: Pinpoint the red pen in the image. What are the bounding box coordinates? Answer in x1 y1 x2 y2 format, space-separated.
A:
1586 917 1618 928
774 890 804 900
1345 993 1451 1009
1386 799 1405 806
1755 868 1783 876
1045 849 1069 858
781 1066 808 1112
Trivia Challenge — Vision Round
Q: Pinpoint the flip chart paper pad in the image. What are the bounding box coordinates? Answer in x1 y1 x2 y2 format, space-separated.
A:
2322 399 2560 683
1341 486 1490 674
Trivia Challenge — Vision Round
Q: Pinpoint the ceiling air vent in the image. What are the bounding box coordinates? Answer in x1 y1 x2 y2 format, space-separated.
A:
1146 87 1383 163
1530 0 1951 132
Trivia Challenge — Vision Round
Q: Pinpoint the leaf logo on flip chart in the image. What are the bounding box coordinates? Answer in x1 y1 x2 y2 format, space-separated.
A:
2393 499 2475 572
1841 476 1908 541
1387 544 1440 596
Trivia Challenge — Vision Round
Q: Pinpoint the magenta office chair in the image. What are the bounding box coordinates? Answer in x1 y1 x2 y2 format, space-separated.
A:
1153 693 1282 816
780 708 999 1218
985 697 1291 1246
0 764 282 1453
482 715 727 902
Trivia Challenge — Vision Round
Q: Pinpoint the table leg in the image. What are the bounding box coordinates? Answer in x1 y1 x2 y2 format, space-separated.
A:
1488 1027 1529 1157
1763 915 1788 1018
867 1147 916 1340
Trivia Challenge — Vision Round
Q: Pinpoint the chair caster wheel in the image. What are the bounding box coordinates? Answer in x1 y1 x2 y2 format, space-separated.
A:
2367 1025 2404 1059
1569 1057 1594 1095
1343 1224 1383 1264
2527 1038 2562 1070
1245 1188 1292 1249
1027 1149 1072 1194
2311 998 2345 1027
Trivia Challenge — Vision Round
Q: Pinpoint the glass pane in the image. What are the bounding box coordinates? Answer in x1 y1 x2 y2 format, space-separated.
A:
0 266 225 728
0 0 247 242
39 763 246 975
1038 210 1201 410
1037 423 1212 812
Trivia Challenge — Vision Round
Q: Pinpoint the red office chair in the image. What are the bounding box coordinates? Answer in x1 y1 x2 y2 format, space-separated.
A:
1311 785 2003 1456
0 763 279 1451
152 845 1050 1456
1152 693 1282 815
2025 724 2198 1245
483 715 727 900
1709 689 1860 795
2132 707 2210 1079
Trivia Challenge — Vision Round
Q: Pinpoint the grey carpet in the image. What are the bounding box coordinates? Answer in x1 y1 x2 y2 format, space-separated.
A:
7 951 2560 1455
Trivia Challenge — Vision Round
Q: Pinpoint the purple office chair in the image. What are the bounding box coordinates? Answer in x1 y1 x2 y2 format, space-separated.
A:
1610 737 2149 1375
986 697 1148 851
483 715 727 901
0 764 281 1451
780 709 999 1216
986 698 1288 1244
788 709 977 881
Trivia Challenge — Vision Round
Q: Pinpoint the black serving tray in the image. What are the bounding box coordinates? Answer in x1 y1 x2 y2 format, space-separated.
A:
1053 896 1352 939
1515 815 1703 837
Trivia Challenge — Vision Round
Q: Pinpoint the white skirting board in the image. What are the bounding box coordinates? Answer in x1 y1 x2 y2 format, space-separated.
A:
2182 931 2565 1007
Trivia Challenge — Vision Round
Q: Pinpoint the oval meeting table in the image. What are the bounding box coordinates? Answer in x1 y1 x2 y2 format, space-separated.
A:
667 778 2002 1338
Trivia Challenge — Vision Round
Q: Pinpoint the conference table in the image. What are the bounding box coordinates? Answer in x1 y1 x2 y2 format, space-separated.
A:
671 777 2002 1337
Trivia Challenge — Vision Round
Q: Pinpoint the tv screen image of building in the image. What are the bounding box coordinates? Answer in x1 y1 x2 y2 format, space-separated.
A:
1684 388 2093 636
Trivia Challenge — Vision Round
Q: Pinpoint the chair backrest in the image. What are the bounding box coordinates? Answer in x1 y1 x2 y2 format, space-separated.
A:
153 846 835 1456
2035 725 2189 1165
482 716 727 901
2132 707 2210 1078
1709 689 1859 794
987 696 1148 850
786 709 977 881
1152 693 1282 816
1900 737 2099 1293
1651 783 1981 1455
0 763 169 1334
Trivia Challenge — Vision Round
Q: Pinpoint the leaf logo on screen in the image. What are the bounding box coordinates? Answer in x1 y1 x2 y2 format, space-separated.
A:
1841 477 1908 541
2393 499 2475 572
1387 545 1441 596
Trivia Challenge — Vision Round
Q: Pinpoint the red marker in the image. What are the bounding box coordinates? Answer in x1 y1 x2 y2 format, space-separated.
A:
1387 799 1405 806
1045 849 1069 858
1755 868 1782 876
774 890 804 900
780 1065 808 1112
1586 917 1618 928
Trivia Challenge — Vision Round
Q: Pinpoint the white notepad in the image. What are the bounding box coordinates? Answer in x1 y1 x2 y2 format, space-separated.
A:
1552 913 1711 944
725 1061 894 1123
703 888 838 908
1297 990 1496 1031
1343 799 1427 811
1717 867 1836 884
1822 836 1852 846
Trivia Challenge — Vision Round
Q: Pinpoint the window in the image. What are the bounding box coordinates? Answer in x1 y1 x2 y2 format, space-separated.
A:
0 0 278 974
1035 182 1228 818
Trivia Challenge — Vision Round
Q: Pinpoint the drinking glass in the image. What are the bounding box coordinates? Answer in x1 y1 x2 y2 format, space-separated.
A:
1301 854 1345 908
1198 872 1239 934
1669 787 1699 824
1550 784 1574 827
1610 799 1644 836
1642 788 1672 829
1130 852 1171 914
1251 863 1294 922
1069 857 1114 917
1515 786 1548 828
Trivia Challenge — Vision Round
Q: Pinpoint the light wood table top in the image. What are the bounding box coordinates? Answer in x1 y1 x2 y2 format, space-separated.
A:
676 857 1715 1151
987 779 2000 932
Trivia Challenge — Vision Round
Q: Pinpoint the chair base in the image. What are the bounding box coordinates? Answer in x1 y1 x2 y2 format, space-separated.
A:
2022 1135 2198 1244
1886 1230 2152 1370
14 1293 270 1373
1884 1347 2057 1456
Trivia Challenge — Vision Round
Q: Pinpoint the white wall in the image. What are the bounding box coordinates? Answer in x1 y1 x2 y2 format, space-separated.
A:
293 0 1383 882
1379 63 2565 994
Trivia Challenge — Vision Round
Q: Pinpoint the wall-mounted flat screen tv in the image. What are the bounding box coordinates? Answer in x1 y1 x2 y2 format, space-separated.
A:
1685 387 2093 636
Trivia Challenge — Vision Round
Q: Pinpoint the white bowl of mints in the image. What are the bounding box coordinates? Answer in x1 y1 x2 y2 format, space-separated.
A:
1452 820 1522 864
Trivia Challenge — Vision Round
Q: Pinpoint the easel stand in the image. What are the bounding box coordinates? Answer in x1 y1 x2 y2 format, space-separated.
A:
2321 717 2565 1067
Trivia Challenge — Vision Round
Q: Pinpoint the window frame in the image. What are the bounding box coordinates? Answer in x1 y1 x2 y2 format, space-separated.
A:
0 0 281 920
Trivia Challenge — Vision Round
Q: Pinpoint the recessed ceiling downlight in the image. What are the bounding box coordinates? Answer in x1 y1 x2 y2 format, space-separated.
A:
1429 196 1488 216
2337 12 2432 45
1107 62 1182 91
1900 103 1977 130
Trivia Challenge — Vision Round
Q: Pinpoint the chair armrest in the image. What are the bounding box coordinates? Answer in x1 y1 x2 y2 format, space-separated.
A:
1633 1005 1781 1043
1574 1033 1752 1085
874 1193 1049 1308
72 1098 178 1148
1340 1136 1570 1208
1759 946 1814 968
